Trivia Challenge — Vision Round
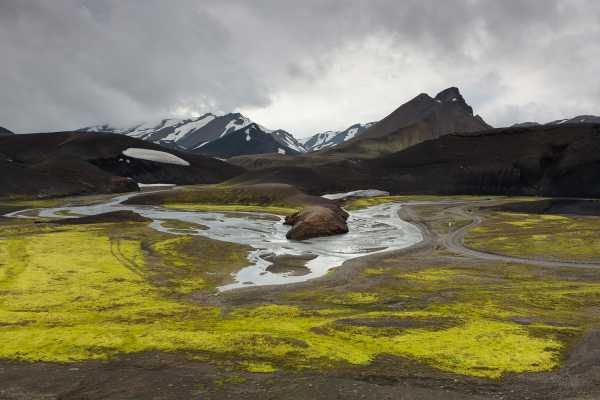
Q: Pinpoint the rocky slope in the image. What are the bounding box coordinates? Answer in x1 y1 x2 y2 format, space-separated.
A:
327 87 491 158
0 132 243 199
233 123 600 198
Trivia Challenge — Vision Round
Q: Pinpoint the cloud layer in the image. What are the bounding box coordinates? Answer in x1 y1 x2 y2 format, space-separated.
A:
1 0 599 136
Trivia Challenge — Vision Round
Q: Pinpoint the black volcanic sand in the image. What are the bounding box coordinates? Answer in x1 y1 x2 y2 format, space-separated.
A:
1 196 600 399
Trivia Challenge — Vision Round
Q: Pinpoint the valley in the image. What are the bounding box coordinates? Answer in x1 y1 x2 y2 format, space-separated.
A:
1 188 600 399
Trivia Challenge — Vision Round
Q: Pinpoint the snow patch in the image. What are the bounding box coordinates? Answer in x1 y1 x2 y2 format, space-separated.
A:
122 148 190 166
277 148 286 155
164 115 215 141
322 189 390 200
345 127 359 140
223 115 252 137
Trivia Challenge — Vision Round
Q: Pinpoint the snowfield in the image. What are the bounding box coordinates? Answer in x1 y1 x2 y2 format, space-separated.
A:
122 148 190 166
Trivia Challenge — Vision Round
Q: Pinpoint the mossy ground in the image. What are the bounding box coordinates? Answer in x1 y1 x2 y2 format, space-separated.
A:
162 203 299 215
465 211 600 262
344 195 492 210
1 196 600 386
128 184 303 216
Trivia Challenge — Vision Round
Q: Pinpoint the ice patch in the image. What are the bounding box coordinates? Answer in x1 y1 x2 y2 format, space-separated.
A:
122 148 190 166
322 189 390 200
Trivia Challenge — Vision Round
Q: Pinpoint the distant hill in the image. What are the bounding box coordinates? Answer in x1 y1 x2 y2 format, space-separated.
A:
513 115 600 127
0 126 14 136
0 132 243 199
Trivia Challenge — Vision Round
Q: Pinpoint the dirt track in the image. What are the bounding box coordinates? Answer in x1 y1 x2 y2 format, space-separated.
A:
441 202 600 270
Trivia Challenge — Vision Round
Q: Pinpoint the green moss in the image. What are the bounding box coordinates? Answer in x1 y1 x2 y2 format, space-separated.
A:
345 195 490 210
163 203 298 215
241 361 277 373
128 184 303 216
465 212 600 261
1 219 600 379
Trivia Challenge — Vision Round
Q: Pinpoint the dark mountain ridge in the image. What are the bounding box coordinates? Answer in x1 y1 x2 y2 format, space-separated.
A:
0 131 243 199
233 123 600 198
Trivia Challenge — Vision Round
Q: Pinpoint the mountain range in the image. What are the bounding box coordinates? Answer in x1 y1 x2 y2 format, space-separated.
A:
2 86 600 200
513 115 600 127
80 113 375 158
78 90 598 161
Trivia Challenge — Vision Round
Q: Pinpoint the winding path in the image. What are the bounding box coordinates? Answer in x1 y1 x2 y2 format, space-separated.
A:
440 203 600 270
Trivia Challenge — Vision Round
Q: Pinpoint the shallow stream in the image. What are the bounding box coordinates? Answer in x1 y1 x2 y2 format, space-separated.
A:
6 192 423 290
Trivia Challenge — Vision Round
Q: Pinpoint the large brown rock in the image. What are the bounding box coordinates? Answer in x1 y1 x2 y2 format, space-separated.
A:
284 205 349 241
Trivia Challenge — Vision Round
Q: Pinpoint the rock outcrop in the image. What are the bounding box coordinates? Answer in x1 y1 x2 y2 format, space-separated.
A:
284 205 349 241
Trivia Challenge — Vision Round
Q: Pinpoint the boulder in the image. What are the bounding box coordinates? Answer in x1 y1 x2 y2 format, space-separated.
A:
284 205 349 241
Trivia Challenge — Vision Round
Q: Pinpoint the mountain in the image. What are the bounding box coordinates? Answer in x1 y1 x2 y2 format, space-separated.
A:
81 113 253 150
81 113 307 157
194 123 304 158
229 86 490 170
0 126 14 136
327 87 491 158
512 115 600 128
301 122 376 152
548 115 600 125
0 132 244 199
232 123 600 198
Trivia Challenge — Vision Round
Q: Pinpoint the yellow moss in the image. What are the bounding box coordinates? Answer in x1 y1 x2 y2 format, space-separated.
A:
345 195 490 210
327 292 380 305
399 268 459 282
466 212 600 261
162 203 298 215
0 220 598 380
241 361 277 373
364 268 386 276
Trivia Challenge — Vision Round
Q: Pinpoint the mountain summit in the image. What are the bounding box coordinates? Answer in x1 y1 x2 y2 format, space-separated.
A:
328 86 490 157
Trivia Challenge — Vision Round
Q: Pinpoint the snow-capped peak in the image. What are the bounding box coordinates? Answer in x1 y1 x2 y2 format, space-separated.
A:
302 122 377 152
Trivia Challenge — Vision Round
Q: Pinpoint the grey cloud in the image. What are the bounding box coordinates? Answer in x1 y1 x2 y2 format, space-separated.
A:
0 0 598 134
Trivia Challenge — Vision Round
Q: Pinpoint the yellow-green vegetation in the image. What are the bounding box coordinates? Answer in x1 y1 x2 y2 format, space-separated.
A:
465 211 600 261
163 203 299 215
345 195 490 210
129 184 303 216
1 214 600 380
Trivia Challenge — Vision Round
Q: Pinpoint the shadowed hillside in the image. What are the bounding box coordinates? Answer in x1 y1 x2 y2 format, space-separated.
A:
0 132 244 199
232 124 600 198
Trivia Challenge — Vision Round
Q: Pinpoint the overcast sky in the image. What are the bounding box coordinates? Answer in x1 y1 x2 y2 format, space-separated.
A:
1 0 599 137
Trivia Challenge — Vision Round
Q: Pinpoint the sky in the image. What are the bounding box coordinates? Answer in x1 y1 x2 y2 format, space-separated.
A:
0 0 599 137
